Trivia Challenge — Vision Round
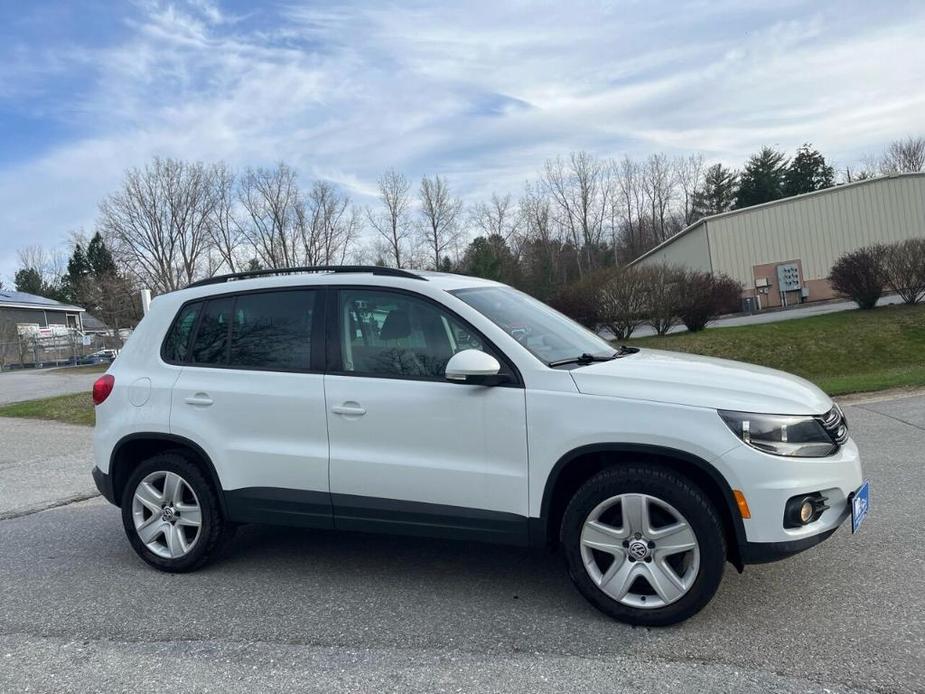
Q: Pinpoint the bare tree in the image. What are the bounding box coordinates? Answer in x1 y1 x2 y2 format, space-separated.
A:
611 156 648 261
208 163 241 273
642 153 677 243
16 244 66 289
674 153 705 226
237 163 302 269
298 180 361 266
880 136 925 174
418 174 462 269
471 192 518 244
366 169 413 268
99 158 219 292
541 152 609 275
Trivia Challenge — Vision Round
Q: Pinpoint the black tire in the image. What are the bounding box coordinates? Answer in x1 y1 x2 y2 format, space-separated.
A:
120 452 229 573
561 464 726 627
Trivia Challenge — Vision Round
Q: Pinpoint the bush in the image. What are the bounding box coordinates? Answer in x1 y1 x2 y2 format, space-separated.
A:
829 245 887 310
598 266 647 340
883 238 925 304
548 275 604 329
674 271 744 332
713 275 744 315
640 264 684 336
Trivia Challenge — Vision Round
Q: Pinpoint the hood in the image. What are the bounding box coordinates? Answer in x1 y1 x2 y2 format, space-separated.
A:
570 349 832 415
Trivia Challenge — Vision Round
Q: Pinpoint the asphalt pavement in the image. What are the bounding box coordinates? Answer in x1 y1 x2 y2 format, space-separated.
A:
0 366 101 405
0 394 923 693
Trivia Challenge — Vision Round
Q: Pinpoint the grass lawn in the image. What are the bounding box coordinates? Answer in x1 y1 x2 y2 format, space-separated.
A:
0 392 95 426
626 303 925 396
47 363 109 375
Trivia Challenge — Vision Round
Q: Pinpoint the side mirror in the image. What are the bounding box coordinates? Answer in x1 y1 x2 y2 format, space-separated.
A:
445 349 509 386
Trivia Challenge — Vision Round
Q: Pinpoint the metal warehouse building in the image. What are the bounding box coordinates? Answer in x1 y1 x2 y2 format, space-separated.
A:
631 173 925 309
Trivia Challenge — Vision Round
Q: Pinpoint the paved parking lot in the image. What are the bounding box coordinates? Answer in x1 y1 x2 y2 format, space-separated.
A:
0 395 923 693
0 367 100 405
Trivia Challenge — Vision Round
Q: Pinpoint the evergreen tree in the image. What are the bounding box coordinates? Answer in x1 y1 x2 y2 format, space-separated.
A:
86 232 117 276
438 256 454 273
14 267 45 296
461 235 518 284
692 164 738 219
63 243 91 304
735 146 788 209
784 144 834 196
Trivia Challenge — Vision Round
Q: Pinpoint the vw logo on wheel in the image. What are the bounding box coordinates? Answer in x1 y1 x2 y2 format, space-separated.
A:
628 539 649 560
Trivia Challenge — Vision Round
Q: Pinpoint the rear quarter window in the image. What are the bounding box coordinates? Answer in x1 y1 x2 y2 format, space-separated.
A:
162 302 201 363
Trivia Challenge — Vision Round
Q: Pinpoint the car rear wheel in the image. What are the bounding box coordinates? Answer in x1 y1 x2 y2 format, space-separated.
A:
120 453 228 572
561 464 726 626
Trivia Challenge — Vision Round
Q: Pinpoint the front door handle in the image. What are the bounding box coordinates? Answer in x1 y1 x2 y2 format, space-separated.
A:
332 403 366 416
184 394 214 407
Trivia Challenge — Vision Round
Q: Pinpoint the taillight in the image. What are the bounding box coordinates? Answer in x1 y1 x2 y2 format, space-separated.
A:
92 374 115 405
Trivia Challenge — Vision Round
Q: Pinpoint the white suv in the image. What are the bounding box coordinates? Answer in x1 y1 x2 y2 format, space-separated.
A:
91 267 864 626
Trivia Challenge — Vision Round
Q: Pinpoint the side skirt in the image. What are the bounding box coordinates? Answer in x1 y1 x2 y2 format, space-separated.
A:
223 487 530 545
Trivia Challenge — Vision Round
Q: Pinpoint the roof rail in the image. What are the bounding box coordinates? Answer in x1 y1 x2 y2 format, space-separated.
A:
186 265 426 289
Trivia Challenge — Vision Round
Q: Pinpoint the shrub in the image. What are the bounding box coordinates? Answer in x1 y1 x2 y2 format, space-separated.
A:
598 266 647 340
829 245 887 310
674 271 744 332
713 274 745 315
548 275 604 329
640 264 684 336
883 238 925 304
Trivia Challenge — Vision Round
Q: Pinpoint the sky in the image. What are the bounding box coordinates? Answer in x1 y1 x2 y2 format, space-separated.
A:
1 0 924 283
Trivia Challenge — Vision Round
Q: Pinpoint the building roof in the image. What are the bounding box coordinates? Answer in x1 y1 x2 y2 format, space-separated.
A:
81 313 108 331
0 290 85 313
629 171 925 266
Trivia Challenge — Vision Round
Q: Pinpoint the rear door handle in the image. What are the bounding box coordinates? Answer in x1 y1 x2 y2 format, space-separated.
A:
184 394 214 407
332 403 366 416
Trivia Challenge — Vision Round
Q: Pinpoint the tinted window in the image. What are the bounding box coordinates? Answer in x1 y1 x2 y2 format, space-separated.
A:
190 297 234 365
163 302 201 362
229 290 315 370
338 289 488 378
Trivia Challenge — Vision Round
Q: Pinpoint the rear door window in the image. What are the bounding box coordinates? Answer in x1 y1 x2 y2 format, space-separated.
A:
228 290 316 370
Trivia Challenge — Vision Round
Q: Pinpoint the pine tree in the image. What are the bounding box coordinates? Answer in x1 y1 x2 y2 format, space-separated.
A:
692 164 738 219
86 232 117 276
735 146 788 209
784 144 834 196
14 268 45 296
63 243 91 304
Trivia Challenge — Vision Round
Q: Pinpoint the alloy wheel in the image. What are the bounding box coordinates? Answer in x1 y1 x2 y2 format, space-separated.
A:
579 493 700 609
131 471 203 559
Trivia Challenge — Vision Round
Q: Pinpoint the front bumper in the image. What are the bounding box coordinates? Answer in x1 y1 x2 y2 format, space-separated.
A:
719 436 862 551
92 466 117 506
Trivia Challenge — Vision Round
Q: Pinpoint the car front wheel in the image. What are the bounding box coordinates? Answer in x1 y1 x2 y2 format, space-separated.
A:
561 464 726 626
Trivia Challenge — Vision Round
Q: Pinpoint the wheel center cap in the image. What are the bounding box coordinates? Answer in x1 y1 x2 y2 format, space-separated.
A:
161 506 177 522
628 539 649 560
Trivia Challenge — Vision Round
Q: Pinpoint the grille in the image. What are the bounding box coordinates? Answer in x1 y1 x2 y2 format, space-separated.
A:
818 405 849 446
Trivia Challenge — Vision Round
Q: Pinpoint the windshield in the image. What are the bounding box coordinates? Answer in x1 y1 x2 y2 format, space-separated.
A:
450 286 615 365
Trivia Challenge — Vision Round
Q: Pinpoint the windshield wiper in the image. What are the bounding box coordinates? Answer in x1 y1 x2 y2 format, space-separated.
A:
548 352 619 368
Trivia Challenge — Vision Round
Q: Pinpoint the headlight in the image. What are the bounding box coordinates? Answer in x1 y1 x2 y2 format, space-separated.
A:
718 410 837 458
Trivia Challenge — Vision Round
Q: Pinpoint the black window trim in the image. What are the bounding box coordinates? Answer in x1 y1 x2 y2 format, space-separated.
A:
159 286 327 374
323 285 523 388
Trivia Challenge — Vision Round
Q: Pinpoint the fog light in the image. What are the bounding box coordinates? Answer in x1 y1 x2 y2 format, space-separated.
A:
784 493 830 528
799 498 815 524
